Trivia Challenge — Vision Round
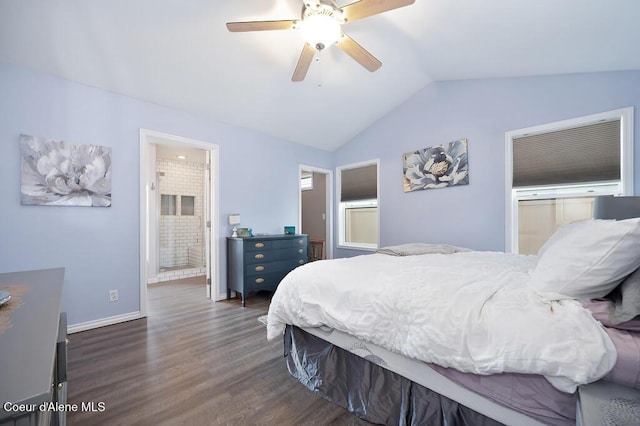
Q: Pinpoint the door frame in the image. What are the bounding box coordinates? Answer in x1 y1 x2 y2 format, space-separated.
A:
139 128 220 317
298 164 334 259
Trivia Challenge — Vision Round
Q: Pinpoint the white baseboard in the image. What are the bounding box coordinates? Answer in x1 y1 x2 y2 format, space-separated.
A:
216 291 233 301
67 311 144 334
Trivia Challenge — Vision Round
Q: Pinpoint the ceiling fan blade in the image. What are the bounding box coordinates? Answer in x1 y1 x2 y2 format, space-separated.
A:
292 44 316 82
226 20 296 32
341 0 415 23
336 34 382 72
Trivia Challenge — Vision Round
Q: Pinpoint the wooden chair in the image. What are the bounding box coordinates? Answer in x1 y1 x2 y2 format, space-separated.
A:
308 238 326 262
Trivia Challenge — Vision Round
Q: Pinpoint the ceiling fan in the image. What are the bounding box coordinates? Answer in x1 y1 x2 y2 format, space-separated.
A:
226 0 416 82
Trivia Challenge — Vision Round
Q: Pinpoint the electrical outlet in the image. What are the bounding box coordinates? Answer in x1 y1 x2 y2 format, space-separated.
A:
109 289 119 302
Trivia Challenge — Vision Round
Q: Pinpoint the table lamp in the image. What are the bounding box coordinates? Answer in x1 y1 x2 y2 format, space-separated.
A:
229 214 241 237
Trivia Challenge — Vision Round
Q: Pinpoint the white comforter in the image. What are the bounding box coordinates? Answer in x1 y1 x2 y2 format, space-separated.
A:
266 251 617 393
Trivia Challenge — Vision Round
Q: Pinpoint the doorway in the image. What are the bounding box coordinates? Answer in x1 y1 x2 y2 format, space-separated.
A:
139 129 220 317
299 165 333 260
154 145 208 280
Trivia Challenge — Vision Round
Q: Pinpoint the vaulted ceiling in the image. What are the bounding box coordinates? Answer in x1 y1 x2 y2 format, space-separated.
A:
1 0 639 151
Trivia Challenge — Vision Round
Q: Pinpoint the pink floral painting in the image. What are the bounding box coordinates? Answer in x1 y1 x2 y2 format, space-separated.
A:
20 134 112 206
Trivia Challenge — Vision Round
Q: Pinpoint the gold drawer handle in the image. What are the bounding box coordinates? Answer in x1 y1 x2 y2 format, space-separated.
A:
298 259 305 265
254 242 265 248
255 254 264 259
255 278 265 284
298 249 303 254
255 266 265 272
297 239 304 244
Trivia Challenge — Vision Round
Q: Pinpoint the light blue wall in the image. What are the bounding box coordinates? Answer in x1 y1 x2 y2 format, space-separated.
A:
0 62 331 326
333 71 640 258
3 63 640 326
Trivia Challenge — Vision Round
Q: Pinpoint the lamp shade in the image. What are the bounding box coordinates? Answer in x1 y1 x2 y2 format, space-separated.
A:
228 214 241 225
593 196 640 220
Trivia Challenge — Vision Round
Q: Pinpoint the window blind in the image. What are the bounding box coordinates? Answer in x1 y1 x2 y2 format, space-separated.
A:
341 164 377 201
512 120 620 187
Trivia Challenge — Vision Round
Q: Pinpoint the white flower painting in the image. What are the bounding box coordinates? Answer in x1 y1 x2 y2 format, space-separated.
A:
20 135 112 207
403 139 469 192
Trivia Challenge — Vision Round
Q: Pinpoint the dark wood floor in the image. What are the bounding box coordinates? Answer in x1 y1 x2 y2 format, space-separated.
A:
66 277 371 425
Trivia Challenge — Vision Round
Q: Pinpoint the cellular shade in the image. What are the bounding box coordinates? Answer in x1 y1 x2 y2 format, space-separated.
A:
513 120 620 187
341 164 377 202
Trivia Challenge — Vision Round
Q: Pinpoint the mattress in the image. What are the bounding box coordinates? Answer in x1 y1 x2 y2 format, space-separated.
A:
299 325 575 426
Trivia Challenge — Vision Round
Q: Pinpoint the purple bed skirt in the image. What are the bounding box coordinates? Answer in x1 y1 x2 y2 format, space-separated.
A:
284 325 505 425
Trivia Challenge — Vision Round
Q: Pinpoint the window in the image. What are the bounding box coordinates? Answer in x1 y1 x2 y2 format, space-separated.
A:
517 196 597 255
181 196 195 216
344 199 378 245
160 194 176 215
506 107 634 254
337 160 379 250
300 171 314 191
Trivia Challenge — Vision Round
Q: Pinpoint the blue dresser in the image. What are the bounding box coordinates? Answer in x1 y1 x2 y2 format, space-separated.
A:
227 234 308 306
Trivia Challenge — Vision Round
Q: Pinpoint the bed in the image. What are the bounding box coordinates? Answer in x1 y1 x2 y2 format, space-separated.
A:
266 196 640 425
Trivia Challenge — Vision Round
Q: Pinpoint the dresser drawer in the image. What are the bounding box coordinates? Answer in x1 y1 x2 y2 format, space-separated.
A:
246 247 307 264
245 240 273 251
246 258 306 277
245 237 307 251
273 237 307 248
245 270 290 291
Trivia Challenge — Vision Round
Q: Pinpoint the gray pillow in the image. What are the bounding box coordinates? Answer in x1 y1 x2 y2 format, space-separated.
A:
610 267 640 324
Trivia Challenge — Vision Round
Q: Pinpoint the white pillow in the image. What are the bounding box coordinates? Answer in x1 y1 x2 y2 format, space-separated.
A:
530 217 640 301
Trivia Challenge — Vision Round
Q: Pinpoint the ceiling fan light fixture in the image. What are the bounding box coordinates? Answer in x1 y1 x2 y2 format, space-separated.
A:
300 4 343 50
227 0 417 82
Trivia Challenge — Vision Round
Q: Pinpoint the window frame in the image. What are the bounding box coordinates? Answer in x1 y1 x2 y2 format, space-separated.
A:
336 159 380 251
505 107 634 253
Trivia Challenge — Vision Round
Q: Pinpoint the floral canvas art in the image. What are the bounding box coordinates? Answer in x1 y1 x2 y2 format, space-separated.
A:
403 139 469 192
20 135 112 206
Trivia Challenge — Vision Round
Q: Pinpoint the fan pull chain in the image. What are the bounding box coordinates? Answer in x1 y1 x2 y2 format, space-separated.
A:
316 49 322 87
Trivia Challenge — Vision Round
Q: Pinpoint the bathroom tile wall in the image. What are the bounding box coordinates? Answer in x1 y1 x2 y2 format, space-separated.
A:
157 158 205 268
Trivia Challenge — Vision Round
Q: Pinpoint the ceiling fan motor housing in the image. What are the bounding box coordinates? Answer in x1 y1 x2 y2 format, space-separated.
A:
303 0 339 11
